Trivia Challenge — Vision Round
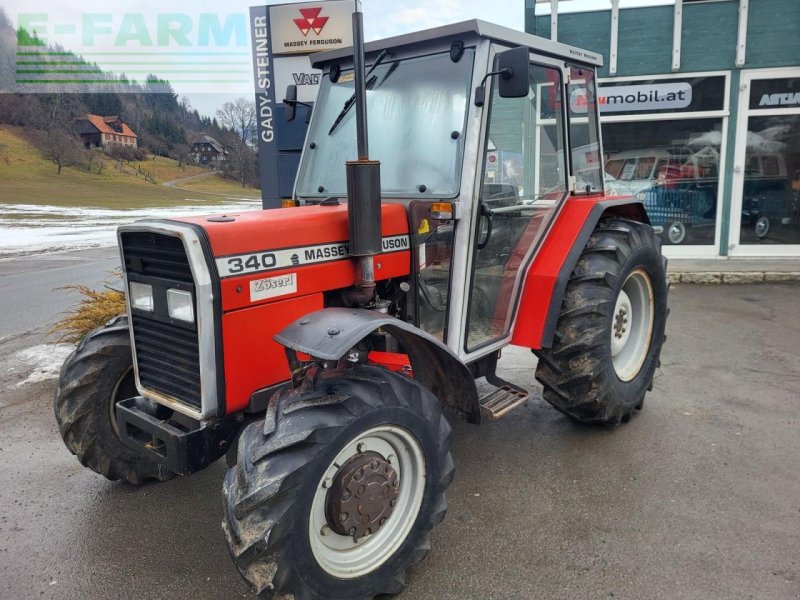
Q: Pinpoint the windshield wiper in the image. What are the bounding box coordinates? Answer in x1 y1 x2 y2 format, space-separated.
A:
328 50 391 136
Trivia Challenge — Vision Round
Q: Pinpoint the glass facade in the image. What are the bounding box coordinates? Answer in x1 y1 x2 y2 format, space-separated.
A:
604 118 724 246
738 76 800 246
598 75 728 248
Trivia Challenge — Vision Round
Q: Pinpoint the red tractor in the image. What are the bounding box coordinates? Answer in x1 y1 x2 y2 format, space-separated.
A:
55 14 667 600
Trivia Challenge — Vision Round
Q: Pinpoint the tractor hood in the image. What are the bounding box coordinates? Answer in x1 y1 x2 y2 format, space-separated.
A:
173 203 411 312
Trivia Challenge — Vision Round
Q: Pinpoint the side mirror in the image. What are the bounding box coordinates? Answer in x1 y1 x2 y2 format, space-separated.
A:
284 84 297 122
473 46 531 106
496 46 530 98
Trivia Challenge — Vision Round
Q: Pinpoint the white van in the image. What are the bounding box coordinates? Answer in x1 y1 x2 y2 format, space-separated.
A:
604 147 691 197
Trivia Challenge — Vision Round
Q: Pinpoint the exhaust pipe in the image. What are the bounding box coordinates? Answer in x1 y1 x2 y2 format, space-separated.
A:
346 0 381 303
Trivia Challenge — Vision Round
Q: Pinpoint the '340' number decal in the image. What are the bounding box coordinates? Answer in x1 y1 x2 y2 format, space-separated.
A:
226 253 277 274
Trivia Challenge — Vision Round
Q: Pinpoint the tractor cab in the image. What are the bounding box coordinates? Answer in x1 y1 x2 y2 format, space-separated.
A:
293 21 608 356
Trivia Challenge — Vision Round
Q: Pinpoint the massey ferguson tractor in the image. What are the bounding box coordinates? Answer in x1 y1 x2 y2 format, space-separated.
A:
55 12 668 600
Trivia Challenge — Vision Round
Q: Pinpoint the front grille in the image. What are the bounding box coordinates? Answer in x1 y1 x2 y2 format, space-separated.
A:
121 231 193 282
121 231 202 411
131 315 202 409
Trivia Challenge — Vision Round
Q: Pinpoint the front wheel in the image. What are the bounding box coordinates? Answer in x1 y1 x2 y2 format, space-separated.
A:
223 365 453 599
54 316 173 484
534 218 668 424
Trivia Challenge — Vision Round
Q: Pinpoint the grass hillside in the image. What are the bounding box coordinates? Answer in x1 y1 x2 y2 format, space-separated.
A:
0 126 260 207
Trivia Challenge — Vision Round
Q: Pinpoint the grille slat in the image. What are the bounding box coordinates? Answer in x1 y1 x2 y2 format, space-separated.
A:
122 231 203 411
121 232 194 283
134 340 198 364
133 321 199 352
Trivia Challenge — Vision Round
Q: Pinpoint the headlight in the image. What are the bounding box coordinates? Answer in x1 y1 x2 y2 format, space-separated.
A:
167 288 194 323
129 282 154 312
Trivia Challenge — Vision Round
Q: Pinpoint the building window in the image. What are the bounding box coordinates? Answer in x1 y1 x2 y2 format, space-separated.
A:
736 76 800 246
599 74 728 248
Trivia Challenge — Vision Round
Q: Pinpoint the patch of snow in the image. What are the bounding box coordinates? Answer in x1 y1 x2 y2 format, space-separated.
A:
10 344 75 387
0 200 260 257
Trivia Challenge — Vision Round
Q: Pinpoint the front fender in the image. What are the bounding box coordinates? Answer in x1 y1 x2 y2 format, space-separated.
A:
275 308 481 423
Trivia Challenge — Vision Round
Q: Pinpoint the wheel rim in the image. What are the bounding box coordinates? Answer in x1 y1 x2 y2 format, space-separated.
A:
611 269 655 381
755 216 769 239
108 366 135 437
309 425 426 579
667 222 686 244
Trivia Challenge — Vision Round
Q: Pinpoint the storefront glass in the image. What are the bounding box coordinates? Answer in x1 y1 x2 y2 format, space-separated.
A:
598 75 727 247
738 76 800 245
603 118 723 246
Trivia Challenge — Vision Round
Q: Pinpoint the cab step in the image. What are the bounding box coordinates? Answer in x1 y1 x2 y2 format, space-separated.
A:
479 384 529 419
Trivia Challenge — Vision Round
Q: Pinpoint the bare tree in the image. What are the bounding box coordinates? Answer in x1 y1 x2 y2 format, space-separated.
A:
34 128 82 175
171 143 192 170
216 98 256 188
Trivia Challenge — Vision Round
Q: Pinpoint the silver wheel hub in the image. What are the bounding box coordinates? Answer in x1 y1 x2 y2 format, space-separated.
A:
611 269 655 381
309 425 426 579
668 222 685 244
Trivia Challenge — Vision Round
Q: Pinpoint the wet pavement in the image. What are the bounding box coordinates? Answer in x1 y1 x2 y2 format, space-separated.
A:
1 279 799 599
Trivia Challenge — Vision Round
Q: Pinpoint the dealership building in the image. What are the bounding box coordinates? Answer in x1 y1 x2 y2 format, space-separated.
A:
527 0 800 259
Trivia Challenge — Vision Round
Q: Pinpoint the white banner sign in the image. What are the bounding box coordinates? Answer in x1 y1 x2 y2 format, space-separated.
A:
274 55 321 103
269 0 353 56
571 82 693 113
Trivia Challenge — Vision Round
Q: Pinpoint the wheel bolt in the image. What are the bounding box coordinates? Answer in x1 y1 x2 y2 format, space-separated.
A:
387 454 396 464
357 443 366 453
348 527 357 536
320 525 331 536
322 477 332 489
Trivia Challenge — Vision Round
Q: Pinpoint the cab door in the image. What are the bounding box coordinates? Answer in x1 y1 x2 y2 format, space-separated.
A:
463 57 570 354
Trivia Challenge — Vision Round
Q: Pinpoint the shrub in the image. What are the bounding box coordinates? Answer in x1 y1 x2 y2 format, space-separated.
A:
51 277 126 343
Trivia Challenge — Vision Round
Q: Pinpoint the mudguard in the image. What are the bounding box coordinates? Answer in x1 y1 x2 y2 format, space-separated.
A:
275 308 482 423
511 197 650 350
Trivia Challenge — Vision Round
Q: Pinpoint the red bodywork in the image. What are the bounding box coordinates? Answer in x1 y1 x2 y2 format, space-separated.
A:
172 195 637 414
179 204 411 413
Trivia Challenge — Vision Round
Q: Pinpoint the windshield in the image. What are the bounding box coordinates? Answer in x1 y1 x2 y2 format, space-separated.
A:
296 49 475 199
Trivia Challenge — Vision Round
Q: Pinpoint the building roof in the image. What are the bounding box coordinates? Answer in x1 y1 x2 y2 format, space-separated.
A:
193 135 227 154
79 114 138 138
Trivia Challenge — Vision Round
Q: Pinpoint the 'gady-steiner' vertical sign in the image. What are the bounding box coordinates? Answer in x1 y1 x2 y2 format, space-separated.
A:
251 1 354 208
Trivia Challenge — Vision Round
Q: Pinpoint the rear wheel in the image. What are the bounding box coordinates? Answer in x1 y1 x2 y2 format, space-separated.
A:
534 218 668 424
54 316 173 485
223 365 453 599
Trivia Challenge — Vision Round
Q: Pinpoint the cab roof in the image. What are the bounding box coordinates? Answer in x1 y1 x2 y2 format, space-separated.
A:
311 19 603 70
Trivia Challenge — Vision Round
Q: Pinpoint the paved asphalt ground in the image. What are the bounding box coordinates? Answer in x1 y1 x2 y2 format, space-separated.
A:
0 249 799 600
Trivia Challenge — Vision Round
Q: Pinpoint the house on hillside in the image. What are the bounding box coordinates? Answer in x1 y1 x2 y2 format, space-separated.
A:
75 115 138 149
192 135 228 167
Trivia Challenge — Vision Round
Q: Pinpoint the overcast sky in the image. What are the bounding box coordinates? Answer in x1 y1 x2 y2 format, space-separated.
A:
6 0 665 117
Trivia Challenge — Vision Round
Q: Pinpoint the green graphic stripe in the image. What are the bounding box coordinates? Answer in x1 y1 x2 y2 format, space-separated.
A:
16 79 250 84
17 61 247 65
17 69 249 74
17 51 250 56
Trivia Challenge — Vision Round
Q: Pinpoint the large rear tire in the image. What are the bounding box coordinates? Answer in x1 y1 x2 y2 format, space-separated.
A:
223 365 453 599
54 316 173 485
534 218 668 424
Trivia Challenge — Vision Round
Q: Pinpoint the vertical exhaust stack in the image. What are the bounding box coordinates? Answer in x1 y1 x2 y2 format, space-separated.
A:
346 0 381 304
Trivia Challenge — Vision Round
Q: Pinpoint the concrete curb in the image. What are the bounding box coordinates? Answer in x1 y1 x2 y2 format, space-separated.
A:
668 272 800 284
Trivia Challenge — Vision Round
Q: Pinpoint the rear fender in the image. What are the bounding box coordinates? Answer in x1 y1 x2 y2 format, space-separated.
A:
511 198 650 350
275 308 481 423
